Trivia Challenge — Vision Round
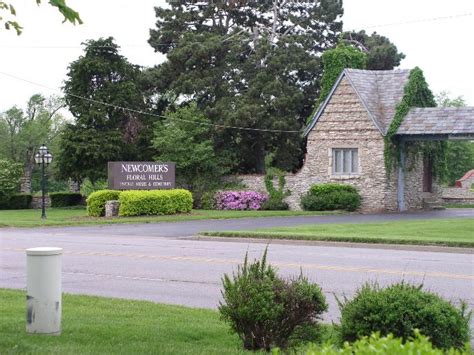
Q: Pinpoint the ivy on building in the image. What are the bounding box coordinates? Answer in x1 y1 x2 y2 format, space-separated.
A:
384 67 447 179
307 43 367 124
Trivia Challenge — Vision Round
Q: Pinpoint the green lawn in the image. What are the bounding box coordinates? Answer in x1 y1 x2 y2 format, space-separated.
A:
0 288 247 354
0 207 337 228
444 204 474 209
203 218 474 248
0 289 335 354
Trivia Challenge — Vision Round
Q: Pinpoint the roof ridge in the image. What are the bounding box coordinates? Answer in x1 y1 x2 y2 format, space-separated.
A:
345 68 411 74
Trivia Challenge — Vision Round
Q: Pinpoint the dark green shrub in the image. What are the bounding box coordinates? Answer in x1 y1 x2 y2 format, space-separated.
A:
119 189 193 216
301 183 361 211
261 198 289 211
0 194 32 210
86 190 121 217
200 191 216 210
338 282 471 350
219 249 327 351
50 192 83 207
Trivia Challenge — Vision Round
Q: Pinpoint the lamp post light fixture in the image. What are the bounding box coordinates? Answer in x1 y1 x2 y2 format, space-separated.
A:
34 144 53 219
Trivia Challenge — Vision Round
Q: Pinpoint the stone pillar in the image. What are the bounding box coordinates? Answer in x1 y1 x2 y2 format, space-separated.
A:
68 179 80 193
20 176 32 194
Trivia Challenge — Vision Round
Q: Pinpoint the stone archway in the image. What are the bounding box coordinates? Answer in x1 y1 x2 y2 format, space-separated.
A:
395 107 474 211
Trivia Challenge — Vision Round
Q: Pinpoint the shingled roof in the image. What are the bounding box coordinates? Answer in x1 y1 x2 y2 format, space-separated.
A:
304 68 410 136
396 107 474 136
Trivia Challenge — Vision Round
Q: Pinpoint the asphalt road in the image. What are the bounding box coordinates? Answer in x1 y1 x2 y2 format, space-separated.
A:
1 209 473 330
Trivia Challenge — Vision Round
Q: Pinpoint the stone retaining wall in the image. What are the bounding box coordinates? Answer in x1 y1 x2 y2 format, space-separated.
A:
442 187 474 204
31 196 51 209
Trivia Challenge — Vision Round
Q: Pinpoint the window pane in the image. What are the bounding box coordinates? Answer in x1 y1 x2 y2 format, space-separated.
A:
343 150 351 173
334 149 341 173
351 149 358 173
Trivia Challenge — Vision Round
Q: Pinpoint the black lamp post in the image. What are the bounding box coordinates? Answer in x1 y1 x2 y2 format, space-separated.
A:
34 144 53 219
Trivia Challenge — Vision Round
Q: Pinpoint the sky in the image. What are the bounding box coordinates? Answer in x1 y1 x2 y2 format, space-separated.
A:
0 0 473 113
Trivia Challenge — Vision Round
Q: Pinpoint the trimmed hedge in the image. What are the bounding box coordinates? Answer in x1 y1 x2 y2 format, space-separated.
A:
0 193 32 210
339 282 471 350
50 192 83 207
86 190 121 217
301 183 361 211
119 189 193 216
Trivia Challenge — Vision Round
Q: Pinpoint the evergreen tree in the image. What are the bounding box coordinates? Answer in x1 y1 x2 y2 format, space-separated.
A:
58 37 150 183
147 1 344 173
342 30 405 70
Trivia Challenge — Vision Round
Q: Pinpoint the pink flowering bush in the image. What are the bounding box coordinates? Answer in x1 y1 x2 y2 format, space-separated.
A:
215 191 268 210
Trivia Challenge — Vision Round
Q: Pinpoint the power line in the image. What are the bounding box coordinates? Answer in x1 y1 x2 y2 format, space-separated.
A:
0 71 301 134
363 12 472 29
1 12 471 50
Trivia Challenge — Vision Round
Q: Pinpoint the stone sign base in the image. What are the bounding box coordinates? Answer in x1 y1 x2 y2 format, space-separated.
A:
105 200 120 217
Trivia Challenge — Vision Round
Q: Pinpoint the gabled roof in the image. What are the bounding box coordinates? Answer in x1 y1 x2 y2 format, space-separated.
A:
304 68 411 137
396 107 474 136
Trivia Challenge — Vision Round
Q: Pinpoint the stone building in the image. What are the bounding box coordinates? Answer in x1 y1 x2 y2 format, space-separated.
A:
239 68 474 212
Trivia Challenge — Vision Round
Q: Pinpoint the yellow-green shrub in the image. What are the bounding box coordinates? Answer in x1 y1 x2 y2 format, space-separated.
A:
119 189 193 216
86 190 121 217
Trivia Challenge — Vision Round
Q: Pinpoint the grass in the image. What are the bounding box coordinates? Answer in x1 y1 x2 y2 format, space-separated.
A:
203 218 474 248
0 288 245 354
444 204 474 209
0 289 336 354
0 207 338 228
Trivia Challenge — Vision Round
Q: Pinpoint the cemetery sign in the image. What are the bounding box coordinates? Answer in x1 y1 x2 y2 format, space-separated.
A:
108 162 175 190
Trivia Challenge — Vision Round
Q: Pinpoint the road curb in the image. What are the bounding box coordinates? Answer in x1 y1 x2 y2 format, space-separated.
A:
194 236 474 254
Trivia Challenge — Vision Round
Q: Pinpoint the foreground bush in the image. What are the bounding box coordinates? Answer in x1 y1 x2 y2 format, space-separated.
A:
301 183 361 211
338 282 471 350
219 249 327 351
119 189 193 216
215 191 268 210
0 193 32 210
86 190 121 217
287 331 471 355
50 192 83 207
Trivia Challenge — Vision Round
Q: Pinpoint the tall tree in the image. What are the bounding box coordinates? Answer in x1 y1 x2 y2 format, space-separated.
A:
153 103 231 197
147 0 343 173
58 37 150 183
0 94 65 192
342 30 405 70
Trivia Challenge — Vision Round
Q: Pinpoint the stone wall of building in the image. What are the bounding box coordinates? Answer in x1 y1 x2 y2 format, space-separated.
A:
235 77 436 212
238 77 392 212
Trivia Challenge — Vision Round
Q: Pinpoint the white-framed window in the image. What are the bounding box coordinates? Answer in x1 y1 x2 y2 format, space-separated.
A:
332 148 359 174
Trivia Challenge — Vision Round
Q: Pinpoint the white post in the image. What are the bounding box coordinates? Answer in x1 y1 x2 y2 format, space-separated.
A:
26 247 62 335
